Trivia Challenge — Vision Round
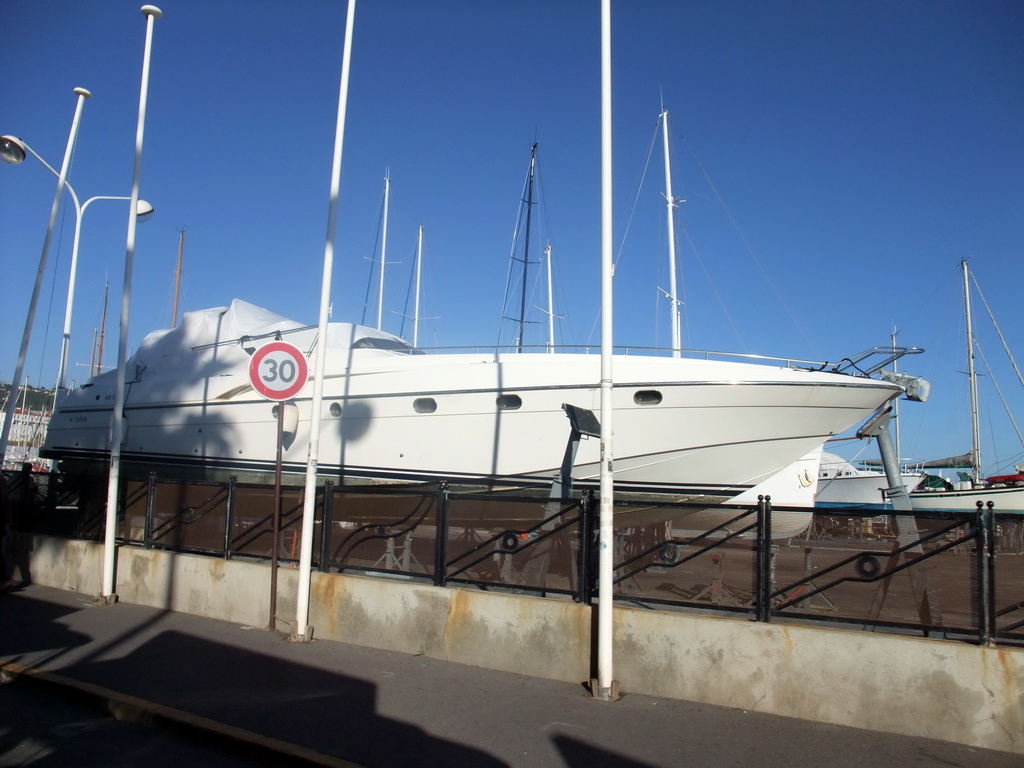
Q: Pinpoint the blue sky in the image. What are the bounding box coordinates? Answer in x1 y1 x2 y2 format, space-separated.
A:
1 0 1023 474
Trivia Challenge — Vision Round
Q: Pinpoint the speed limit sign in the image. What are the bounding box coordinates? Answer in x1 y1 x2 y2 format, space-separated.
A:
248 341 309 401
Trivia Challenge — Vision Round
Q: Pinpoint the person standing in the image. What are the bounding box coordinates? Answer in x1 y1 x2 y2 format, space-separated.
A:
4 463 35 588
0 472 11 587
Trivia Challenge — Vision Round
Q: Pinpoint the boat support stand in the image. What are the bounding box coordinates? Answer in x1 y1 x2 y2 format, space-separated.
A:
519 405 602 590
859 406 943 625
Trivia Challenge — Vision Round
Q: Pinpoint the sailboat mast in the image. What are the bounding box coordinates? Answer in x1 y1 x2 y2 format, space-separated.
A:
660 110 681 357
413 225 423 348
545 244 555 353
89 328 98 375
963 259 982 482
517 143 538 352
95 281 109 377
172 228 184 328
377 173 390 330
891 326 902 465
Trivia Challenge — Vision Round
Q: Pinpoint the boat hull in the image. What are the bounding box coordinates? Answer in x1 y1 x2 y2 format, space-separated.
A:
910 485 1024 513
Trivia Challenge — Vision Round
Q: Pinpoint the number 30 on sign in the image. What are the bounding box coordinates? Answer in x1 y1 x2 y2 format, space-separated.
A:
248 341 309 401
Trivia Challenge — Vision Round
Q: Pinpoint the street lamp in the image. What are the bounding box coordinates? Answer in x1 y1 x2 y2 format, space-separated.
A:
0 136 155 394
0 136 29 164
61 197 154 393
0 87 91 469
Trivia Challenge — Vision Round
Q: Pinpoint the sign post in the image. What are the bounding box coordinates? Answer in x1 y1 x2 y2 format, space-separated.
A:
248 341 308 630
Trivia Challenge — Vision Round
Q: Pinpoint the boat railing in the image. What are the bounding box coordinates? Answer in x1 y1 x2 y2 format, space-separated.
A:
413 343 926 376
825 346 925 376
191 325 923 379
190 322 321 352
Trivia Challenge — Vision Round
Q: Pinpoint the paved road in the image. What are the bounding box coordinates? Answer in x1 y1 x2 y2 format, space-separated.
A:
0 680 274 768
0 584 1018 767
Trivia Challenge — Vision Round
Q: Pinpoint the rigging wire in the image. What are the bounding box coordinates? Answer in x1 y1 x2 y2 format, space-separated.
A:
497 147 542 349
677 134 819 359
973 335 1024 453
359 182 388 326
521 164 550 346
899 273 961 462
548 241 578 348
681 228 747 352
585 118 660 346
529 163 562 346
956 261 1024 472
614 120 659 273
528 162 572 348
971 268 1024 392
398 237 417 340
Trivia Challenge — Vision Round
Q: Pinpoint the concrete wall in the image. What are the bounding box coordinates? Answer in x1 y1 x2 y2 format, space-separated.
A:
613 607 1022 753
23 536 1024 754
308 572 592 682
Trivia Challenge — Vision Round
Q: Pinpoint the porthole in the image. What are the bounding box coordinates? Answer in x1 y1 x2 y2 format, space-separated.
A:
329 402 342 417
496 394 522 410
634 389 663 405
414 397 437 414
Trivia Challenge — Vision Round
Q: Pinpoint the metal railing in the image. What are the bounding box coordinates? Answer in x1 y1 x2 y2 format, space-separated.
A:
10 468 1022 647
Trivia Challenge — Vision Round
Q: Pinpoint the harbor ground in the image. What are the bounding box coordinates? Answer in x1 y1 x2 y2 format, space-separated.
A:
1 583 1019 768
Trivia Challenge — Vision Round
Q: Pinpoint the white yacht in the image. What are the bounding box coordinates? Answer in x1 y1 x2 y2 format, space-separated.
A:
44 300 910 501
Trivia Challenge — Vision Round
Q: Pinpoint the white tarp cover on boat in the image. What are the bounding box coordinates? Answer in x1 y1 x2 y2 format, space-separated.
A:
88 300 412 385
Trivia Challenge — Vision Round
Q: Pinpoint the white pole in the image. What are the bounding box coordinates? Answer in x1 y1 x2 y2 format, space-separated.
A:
545 244 555 352
414 225 423 347
102 5 161 601
377 173 390 330
0 87 90 467
58 194 142 394
595 0 617 701
295 0 357 641
890 326 900 465
660 109 681 357
58 190 89 395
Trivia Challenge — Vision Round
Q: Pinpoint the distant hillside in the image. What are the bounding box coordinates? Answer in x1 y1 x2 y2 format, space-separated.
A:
0 382 55 412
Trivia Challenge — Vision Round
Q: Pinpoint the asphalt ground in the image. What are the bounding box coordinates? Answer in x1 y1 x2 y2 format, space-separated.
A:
0 583 1019 768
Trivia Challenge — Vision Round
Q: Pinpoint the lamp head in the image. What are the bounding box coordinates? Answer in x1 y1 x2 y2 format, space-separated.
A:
0 135 27 165
135 199 155 221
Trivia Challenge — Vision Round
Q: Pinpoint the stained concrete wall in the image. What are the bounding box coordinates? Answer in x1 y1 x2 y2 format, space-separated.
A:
613 607 1023 753
307 572 592 682
23 535 1024 754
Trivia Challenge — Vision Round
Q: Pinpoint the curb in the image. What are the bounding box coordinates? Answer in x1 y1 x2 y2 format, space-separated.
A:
1 659 366 768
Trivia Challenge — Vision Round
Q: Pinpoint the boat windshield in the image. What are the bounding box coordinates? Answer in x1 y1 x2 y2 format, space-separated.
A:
351 336 423 354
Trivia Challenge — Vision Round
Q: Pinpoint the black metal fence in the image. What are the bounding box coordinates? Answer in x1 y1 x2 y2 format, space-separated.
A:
8 469 1023 647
